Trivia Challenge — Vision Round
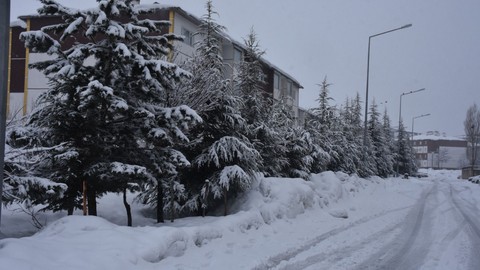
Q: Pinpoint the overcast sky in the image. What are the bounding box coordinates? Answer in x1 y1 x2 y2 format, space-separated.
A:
10 0 480 137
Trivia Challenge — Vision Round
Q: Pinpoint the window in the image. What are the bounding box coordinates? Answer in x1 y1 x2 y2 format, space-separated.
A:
287 81 293 97
274 73 280 90
181 27 194 46
273 73 280 99
233 47 242 63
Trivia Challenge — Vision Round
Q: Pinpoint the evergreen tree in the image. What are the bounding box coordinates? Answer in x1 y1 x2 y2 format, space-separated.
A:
396 120 417 175
173 1 260 216
368 100 391 177
332 97 362 174
235 28 291 177
237 28 268 125
312 77 334 133
382 108 396 176
17 0 200 219
3 125 67 208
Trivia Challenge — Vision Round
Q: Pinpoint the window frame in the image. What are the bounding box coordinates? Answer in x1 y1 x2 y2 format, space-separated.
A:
181 27 194 47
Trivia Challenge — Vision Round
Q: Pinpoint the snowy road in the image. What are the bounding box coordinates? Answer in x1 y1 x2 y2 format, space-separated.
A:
257 175 480 270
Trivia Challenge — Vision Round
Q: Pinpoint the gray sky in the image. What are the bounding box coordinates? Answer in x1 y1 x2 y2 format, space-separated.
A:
10 0 480 137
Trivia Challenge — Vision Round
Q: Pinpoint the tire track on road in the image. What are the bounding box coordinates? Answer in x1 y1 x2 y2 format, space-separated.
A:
251 205 413 270
449 184 480 269
252 184 432 270
352 184 436 270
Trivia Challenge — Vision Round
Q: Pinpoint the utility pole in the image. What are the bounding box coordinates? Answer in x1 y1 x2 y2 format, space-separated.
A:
0 0 11 231
472 124 475 177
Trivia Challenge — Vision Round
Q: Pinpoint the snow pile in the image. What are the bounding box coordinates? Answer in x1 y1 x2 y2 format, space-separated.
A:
230 171 367 224
0 172 370 270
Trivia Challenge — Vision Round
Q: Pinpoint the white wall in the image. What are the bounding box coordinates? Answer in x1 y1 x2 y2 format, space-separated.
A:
427 146 467 169
8 93 24 120
26 53 52 114
172 13 198 64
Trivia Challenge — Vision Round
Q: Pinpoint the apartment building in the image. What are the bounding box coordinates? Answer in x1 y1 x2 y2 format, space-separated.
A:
7 4 303 123
412 132 467 169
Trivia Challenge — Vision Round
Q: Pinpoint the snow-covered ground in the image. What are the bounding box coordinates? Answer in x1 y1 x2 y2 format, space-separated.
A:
1 169 479 270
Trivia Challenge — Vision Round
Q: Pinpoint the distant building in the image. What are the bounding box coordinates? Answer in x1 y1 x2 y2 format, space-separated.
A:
7 4 303 124
412 132 467 169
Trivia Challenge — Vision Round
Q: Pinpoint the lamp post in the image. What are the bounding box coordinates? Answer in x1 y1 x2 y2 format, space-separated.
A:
363 23 412 146
411 113 430 141
398 88 426 134
396 88 425 176
0 0 11 232
472 124 475 177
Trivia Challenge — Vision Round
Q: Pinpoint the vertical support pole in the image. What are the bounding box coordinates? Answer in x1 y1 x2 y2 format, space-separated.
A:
363 37 371 147
0 0 11 229
23 19 31 116
82 180 87 215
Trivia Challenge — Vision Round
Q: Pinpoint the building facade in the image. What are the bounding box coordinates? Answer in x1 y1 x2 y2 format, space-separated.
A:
412 133 467 169
7 4 303 124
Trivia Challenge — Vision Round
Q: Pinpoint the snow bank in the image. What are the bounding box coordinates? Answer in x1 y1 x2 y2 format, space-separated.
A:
0 172 371 270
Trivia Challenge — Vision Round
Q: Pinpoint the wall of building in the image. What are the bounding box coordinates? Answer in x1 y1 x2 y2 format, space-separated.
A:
413 138 468 169
172 11 198 64
8 7 303 126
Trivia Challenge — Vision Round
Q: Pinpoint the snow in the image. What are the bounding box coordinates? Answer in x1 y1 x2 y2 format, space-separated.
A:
62 17 84 37
133 4 173 15
114 43 132 57
413 134 465 141
95 10 107 25
219 165 248 190
10 20 27 28
110 162 147 176
2 170 479 269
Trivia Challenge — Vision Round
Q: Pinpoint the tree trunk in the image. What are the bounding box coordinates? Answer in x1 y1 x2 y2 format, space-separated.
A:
87 181 97 216
82 180 87 216
223 187 228 216
156 181 164 223
123 188 132 227
202 180 209 217
67 189 75 215
170 180 175 223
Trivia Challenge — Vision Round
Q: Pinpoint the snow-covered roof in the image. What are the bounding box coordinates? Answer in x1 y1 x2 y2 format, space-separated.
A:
412 134 465 141
10 20 27 28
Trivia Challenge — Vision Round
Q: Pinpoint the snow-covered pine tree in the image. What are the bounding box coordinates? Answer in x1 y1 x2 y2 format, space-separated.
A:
331 98 361 174
262 98 293 177
304 77 340 174
382 108 395 176
237 28 269 125
302 117 331 175
313 77 335 133
17 0 200 217
396 119 417 175
235 28 292 177
3 125 67 209
282 126 321 179
368 100 391 177
171 0 225 115
171 1 260 216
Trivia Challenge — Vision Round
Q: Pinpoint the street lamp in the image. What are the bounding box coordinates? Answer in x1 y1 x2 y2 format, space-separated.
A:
472 124 475 177
396 87 425 176
411 113 430 141
398 88 426 133
363 23 412 146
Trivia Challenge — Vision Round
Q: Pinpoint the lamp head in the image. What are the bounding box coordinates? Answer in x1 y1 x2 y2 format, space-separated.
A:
402 24 413 29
